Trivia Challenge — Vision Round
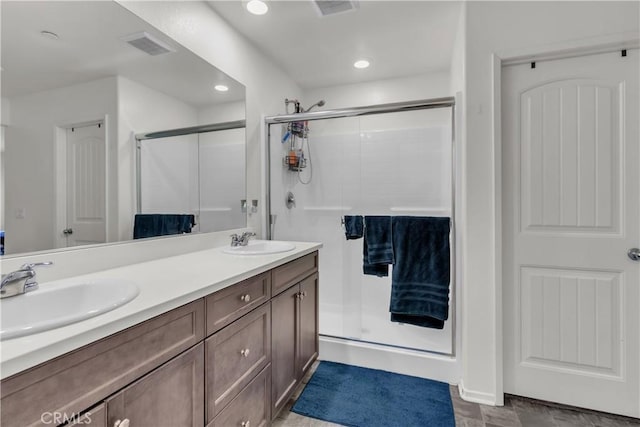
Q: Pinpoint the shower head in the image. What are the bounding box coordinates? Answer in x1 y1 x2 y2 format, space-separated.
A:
304 100 325 112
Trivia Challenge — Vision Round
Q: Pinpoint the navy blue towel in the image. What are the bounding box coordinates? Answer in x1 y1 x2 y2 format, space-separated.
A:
344 215 364 240
390 216 451 329
363 216 394 277
133 214 195 239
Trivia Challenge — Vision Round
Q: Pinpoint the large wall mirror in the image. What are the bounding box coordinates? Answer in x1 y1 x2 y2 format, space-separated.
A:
0 1 246 257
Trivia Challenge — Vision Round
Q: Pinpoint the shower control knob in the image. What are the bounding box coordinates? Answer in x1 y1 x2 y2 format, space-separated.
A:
628 248 640 261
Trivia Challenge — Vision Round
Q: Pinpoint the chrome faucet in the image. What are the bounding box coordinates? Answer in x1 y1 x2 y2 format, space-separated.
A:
0 262 53 298
230 232 256 247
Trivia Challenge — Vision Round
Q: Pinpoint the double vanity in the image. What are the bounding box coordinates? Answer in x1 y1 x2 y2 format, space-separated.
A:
0 240 321 427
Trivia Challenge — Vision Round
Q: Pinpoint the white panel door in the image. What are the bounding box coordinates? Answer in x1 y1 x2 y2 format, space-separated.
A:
503 50 639 417
65 123 106 247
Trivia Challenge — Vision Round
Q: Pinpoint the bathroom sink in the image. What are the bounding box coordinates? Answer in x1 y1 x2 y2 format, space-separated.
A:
0 279 139 340
222 240 296 255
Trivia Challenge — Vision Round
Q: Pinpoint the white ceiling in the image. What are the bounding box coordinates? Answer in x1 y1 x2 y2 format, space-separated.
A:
1 1 244 106
208 0 462 89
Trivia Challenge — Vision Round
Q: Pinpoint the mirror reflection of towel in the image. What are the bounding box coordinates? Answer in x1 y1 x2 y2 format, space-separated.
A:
133 214 195 239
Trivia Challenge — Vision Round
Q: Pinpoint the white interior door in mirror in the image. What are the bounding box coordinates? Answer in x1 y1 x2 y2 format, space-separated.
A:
503 49 640 417
64 123 106 248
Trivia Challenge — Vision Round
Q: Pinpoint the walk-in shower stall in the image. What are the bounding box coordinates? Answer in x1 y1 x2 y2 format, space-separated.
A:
136 120 246 234
265 98 459 381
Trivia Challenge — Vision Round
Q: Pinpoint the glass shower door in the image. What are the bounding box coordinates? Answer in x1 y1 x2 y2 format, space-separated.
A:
269 107 453 354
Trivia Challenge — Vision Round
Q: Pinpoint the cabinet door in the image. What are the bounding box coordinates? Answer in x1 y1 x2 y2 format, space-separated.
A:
205 303 270 421
106 343 204 427
271 285 299 417
298 273 319 378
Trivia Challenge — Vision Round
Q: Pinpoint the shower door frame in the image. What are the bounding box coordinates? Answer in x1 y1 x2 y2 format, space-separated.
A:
264 97 457 357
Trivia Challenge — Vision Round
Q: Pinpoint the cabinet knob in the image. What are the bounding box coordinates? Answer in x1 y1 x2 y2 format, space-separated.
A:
240 348 250 358
240 294 251 303
241 421 250 427
114 419 130 427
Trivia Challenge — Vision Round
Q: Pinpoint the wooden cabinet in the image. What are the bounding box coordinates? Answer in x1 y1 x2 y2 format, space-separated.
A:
271 272 319 419
106 343 205 427
62 404 106 427
272 252 318 296
271 285 300 416
206 272 271 335
298 273 319 377
0 250 319 427
205 303 271 422
0 300 204 427
209 365 271 427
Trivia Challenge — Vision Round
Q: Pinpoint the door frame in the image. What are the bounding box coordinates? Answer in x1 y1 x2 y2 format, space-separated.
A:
53 115 110 249
487 32 640 406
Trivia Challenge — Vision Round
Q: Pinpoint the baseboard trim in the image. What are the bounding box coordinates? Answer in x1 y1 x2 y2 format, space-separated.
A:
459 379 499 406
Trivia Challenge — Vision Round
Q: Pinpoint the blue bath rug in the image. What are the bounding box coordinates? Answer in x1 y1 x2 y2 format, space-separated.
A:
292 361 455 427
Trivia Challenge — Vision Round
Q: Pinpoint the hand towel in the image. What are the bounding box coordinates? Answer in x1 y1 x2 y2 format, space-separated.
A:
344 215 364 240
363 216 394 277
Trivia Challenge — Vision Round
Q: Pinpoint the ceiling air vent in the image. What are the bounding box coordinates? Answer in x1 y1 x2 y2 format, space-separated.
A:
312 0 359 17
121 31 175 56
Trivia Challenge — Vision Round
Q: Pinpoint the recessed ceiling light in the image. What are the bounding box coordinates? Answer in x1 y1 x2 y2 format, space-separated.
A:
246 0 268 15
214 85 229 92
353 59 370 69
40 30 60 40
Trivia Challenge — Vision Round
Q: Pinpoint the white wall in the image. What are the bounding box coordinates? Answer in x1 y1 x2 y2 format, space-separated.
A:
303 72 450 110
118 1 303 236
117 75 201 240
198 100 245 124
4 77 118 254
449 2 466 392
461 1 639 404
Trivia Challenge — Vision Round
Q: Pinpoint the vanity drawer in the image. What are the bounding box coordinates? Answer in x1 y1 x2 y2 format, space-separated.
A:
208 365 271 427
0 300 205 427
205 302 271 422
271 251 318 296
206 272 270 335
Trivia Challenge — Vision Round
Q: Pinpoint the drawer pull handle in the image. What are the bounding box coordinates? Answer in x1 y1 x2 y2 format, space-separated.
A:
114 419 130 427
241 421 250 427
240 348 251 357
240 294 251 303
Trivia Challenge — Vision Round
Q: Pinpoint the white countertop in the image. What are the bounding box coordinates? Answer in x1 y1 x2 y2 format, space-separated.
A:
0 241 322 380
